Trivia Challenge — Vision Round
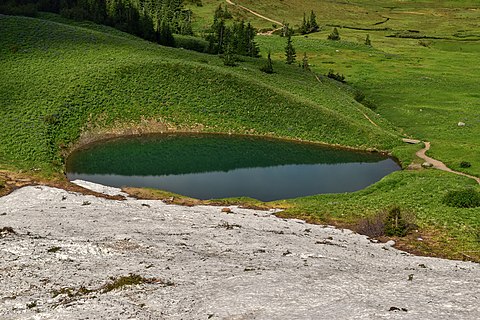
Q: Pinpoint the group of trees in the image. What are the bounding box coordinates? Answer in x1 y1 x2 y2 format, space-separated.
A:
206 4 260 61
299 10 319 35
284 34 309 71
0 0 194 47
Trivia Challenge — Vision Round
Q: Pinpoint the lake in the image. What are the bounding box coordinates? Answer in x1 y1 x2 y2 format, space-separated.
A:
66 133 400 201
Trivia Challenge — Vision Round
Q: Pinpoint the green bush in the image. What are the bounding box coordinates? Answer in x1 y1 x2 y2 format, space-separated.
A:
327 27 340 41
460 161 471 168
384 206 412 237
327 70 346 83
356 206 416 238
443 189 480 208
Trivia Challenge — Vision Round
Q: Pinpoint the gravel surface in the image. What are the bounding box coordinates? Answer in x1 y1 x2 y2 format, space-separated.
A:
0 182 479 319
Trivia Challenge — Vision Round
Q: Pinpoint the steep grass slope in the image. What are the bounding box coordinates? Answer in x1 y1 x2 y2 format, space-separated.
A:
0 14 399 175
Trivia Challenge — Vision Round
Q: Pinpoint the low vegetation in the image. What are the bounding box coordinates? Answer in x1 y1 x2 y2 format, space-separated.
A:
443 189 480 208
356 206 416 238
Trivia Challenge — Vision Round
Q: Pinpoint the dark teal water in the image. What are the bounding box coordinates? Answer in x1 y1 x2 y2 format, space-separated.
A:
66 134 400 201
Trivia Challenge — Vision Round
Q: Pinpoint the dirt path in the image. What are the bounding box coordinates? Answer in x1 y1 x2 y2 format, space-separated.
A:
414 141 480 184
226 0 284 28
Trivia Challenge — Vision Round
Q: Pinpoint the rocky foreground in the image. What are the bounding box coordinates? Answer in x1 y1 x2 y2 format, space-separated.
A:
0 182 479 319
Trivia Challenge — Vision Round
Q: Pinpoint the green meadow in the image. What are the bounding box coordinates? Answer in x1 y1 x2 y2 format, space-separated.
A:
1 0 479 260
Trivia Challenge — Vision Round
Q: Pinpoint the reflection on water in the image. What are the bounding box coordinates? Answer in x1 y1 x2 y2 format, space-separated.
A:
67 134 400 201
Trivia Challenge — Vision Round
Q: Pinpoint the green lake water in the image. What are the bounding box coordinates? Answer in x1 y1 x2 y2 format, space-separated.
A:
66 133 400 201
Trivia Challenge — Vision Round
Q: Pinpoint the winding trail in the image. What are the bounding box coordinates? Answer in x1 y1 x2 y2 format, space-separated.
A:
412 140 480 184
226 0 284 27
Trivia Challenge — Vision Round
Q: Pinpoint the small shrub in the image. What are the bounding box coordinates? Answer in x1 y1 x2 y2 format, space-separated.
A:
443 189 480 208
101 274 172 292
365 34 371 46
354 90 365 103
260 52 274 74
326 70 345 83
384 206 414 237
327 28 340 41
356 206 415 238
460 161 471 168
356 211 386 238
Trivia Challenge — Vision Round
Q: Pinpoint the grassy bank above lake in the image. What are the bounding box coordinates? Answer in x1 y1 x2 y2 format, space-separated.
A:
0 14 400 176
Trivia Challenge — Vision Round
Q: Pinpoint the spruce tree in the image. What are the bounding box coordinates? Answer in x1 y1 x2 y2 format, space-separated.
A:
365 34 371 46
285 35 296 64
302 52 310 71
245 22 260 57
158 19 175 47
223 43 236 66
309 10 319 32
300 13 308 34
327 27 340 41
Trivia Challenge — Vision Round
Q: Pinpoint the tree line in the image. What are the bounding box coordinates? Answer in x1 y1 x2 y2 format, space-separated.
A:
206 4 259 58
0 0 194 46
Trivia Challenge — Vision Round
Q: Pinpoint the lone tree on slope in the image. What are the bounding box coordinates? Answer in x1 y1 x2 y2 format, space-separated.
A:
285 34 296 64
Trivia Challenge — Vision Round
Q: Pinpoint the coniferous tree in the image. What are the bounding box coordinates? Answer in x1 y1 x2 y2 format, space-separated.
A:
365 34 371 46
285 34 296 64
300 12 308 34
158 19 175 47
327 27 340 40
245 22 260 57
309 10 319 32
223 43 236 66
302 52 310 71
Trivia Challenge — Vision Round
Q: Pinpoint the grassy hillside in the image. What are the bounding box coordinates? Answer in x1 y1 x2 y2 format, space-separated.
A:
0 14 399 175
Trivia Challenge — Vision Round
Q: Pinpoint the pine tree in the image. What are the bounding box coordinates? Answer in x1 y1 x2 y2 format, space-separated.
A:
223 43 236 66
158 19 175 47
285 34 296 64
260 51 274 74
302 52 310 71
300 13 308 34
245 22 260 57
365 34 371 46
327 27 340 41
309 10 319 32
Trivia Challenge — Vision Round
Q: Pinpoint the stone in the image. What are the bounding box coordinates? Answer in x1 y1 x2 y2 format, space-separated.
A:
385 240 396 247
458 122 466 127
421 162 433 168
0 186 479 319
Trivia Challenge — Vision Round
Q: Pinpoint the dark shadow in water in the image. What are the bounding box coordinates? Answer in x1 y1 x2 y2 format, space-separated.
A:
67 133 400 201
